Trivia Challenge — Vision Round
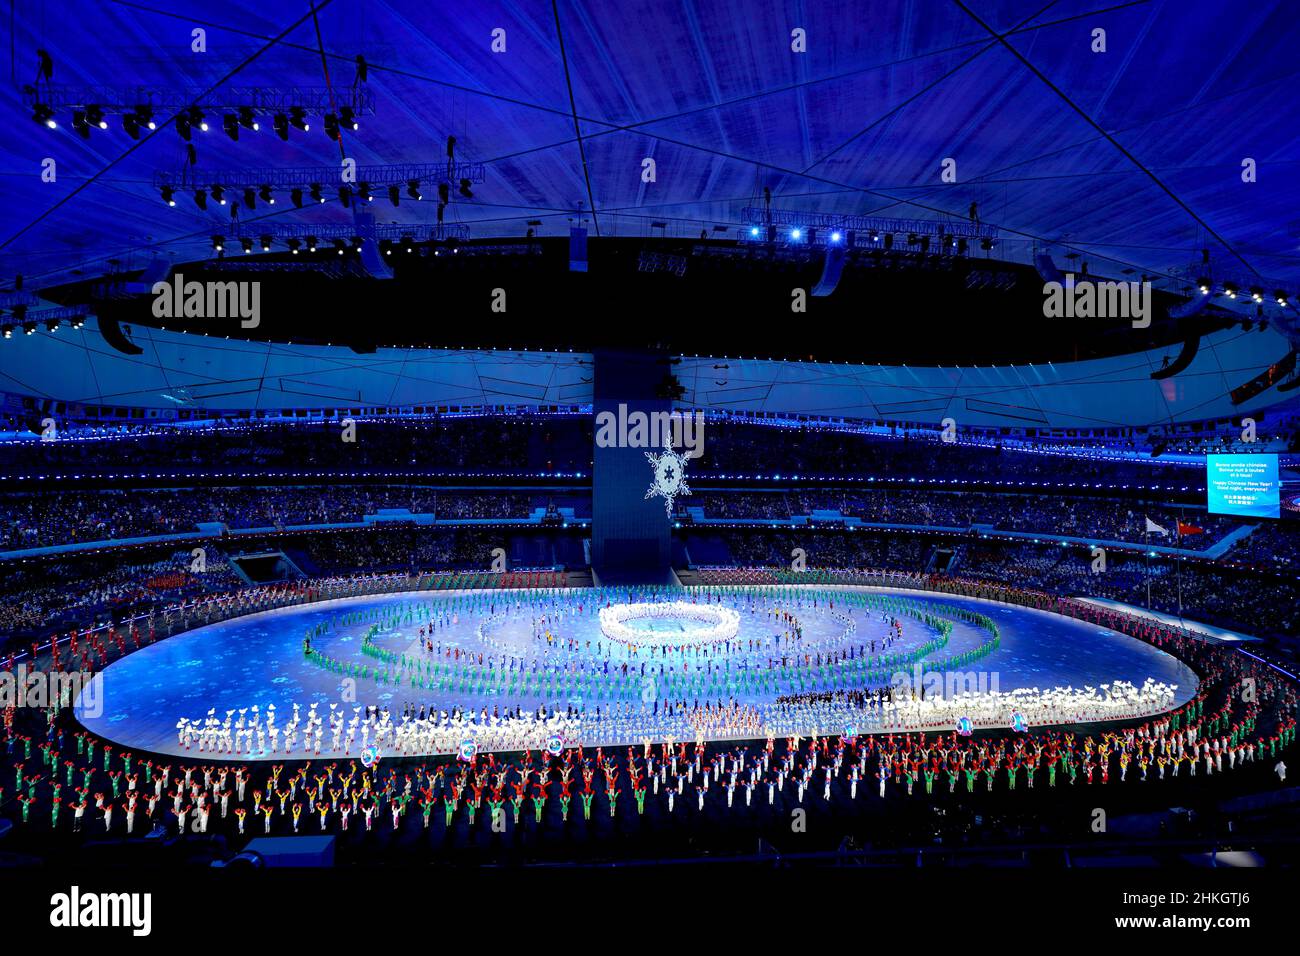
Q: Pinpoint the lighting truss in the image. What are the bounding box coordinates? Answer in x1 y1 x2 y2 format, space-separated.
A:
155 162 487 191
26 85 374 115
740 206 998 240
16 305 92 323
0 291 39 309
1173 264 1295 306
205 260 369 276
225 223 472 242
637 251 688 276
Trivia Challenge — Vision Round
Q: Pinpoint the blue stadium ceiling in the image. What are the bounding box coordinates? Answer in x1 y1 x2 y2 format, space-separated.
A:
3 0 1300 292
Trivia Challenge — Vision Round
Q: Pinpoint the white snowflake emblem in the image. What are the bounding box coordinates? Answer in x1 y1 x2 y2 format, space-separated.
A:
645 438 691 516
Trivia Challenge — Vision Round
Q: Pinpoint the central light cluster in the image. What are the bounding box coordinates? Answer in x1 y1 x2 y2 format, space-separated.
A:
598 601 741 647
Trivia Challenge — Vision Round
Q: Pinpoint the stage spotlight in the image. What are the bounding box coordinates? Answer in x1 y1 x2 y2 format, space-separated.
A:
339 105 358 131
380 239 393 256
357 181 373 203
1275 290 1289 307
211 185 226 206
243 187 256 209
287 238 301 254
388 185 401 206
790 228 802 240
222 113 240 140
259 234 272 252
980 237 994 251
240 238 253 254
71 110 90 139
458 178 474 199
352 236 362 250
310 183 324 204
123 113 141 139
193 189 207 210
160 185 176 206
290 187 303 208
32 102 56 128
1250 287 1263 302
323 113 340 140
829 231 841 243
306 236 318 252
333 239 347 255
85 104 107 129
750 227 759 237
273 113 289 140
957 237 969 255
407 180 422 201
70 315 85 329
212 235 224 253
1224 283 1238 299
187 107 208 132
22 321 37 336
175 112 192 141
45 317 60 332
238 107 258 132
259 185 275 205
1197 277 1212 294
289 107 309 132
0 325 11 339
437 182 450 204
883 234 893 250
401 234 415 253
338 185 352 208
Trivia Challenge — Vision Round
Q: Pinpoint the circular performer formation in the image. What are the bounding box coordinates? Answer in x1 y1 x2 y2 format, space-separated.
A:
76 584 1196 761
598 601 741 647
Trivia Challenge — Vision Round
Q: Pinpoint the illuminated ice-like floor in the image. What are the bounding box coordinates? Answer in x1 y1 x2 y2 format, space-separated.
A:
77 587 1197 757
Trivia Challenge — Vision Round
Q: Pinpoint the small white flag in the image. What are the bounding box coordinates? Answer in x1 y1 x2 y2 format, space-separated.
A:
1144 517 1168 536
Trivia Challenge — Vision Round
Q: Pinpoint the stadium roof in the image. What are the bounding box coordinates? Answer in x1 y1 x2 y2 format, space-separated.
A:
3 0 1300 293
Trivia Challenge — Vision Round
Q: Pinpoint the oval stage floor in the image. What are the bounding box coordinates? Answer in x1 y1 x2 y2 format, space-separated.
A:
76 587 1198 758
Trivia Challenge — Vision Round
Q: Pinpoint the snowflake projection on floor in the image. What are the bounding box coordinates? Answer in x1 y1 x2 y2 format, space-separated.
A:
645 438 691 516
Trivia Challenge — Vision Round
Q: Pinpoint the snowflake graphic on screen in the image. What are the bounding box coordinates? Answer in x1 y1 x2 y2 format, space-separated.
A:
645 439 691 516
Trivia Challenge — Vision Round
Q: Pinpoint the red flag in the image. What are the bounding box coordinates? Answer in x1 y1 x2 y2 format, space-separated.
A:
1177 520 1204 536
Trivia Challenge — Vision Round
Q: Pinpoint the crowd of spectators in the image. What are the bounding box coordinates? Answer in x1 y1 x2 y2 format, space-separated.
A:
697 529 929 570
0 487 546 550
0 547 242 639
693 423 1206 483
0 479 1264 555
4 417 1242 487
685 488 1234 545
1221 522 1300 573
685 527 1300 641
954 542 1300 640
0 416 592 475
276 527 504 575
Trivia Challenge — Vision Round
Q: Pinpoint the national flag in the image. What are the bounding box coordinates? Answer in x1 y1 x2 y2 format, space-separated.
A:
1177 520 1204 536
1144 517 1168 536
